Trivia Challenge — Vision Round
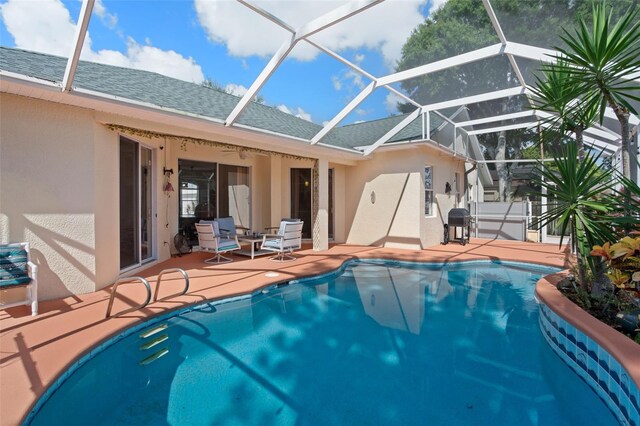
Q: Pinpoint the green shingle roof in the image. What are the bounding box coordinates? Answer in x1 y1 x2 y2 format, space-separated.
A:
0 47 441 150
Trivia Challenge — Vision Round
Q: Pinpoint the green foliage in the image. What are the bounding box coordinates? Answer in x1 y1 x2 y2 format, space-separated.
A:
553 1 640 180
555 2 640 120
591 236 640 294
533 142 618 286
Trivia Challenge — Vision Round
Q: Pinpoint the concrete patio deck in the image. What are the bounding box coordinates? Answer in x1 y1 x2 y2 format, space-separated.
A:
0 240 573 425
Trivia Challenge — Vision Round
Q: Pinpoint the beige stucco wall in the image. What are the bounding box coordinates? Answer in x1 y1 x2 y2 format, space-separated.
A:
345 146 466 249
1 94 99 300
1 91 470 302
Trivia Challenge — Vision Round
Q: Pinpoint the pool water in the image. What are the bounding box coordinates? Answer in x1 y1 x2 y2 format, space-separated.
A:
30 260 617 425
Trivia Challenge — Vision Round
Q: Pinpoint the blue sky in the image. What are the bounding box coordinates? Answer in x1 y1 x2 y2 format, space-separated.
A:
0 0 440 125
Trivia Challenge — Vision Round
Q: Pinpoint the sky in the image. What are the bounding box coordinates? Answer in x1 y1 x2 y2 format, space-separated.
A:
0 0 448 125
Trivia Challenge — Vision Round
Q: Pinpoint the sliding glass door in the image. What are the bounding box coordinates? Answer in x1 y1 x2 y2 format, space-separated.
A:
291 168 312 239
120 138 154 270
178 159 250 245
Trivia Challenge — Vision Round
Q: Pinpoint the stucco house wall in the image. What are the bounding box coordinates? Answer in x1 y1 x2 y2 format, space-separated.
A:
344 145 465 249
1 94 100 299
1 91 470 302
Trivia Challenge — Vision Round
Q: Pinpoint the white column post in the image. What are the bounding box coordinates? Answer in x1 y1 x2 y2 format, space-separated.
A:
314 158 329 251
270 156 282 229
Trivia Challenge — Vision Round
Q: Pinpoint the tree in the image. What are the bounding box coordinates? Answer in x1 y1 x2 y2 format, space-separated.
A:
554 2 640 180
395 0 636 200
534 143 618 288
529 61 600 161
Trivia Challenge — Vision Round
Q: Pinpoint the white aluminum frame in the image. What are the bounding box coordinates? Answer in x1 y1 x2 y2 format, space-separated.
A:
44 0 640 157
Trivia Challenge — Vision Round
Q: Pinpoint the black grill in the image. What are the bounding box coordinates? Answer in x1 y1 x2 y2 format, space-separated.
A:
448 208 471 228
444 208 471 245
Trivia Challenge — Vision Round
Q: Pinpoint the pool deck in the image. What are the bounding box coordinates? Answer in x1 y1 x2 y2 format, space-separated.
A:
0 239 580 424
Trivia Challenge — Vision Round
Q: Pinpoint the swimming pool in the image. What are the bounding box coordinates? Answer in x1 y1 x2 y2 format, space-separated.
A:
28 260 617 425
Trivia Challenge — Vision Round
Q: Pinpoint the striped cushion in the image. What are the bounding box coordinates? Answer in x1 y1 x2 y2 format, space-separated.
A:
0 249 30 287
0 248 27 264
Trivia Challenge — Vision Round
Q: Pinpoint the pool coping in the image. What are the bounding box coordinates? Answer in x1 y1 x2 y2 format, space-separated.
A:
535 272 640 391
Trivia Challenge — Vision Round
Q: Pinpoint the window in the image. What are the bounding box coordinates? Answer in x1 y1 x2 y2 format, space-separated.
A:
424 166 434 216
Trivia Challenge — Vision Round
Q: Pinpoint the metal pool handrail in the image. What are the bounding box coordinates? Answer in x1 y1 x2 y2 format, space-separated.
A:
153 268 190 302
105 277 152 318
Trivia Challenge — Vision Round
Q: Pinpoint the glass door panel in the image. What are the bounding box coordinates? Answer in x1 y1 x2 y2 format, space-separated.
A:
120 139 155 270
178 159 217 246
291 168 312 238
219 164 250 229
120 139 139 269
329 168 334 240
140 147 153 261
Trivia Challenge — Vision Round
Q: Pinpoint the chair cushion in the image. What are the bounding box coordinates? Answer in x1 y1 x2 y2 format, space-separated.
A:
218 239 239 251
262 239 281 249
0 276 31 288
216 217 237 237
0 255 30 287
0 247 28 264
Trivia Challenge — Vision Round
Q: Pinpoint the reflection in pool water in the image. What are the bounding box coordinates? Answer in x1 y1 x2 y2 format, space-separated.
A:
30 261 617 425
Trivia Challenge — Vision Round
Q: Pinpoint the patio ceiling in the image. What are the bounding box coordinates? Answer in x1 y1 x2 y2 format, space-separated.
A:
12 0 640 157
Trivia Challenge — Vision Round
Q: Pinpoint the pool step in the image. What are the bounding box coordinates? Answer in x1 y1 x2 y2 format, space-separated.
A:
139 323 170 365
139 334 168 351
139 323 168 339
139 348 169 366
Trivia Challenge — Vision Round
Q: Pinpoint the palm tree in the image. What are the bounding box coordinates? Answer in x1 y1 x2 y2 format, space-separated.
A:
534 142 618 288
529 61 600 161
554 2 640 179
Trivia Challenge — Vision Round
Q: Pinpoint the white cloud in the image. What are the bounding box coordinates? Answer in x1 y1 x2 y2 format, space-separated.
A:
194 0 426 68
277 104 312 122
332 68 366 94
345 70 365 90
331 75 342 91
1 0 76 57
224 83 248 97
355 108 368 116
94 0 118 29
0 0 205 83
428 0 449 16
385 91 404 113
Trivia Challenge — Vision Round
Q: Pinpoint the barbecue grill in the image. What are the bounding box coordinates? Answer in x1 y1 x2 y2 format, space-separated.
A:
444 208 471 245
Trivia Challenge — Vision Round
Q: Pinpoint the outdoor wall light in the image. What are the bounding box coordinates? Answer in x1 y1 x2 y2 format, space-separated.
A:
304 180 310 187
445 182 452 194
371 191 376 204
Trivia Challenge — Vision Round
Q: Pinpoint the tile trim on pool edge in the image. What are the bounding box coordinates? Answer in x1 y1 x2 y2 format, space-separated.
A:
539 301 640 426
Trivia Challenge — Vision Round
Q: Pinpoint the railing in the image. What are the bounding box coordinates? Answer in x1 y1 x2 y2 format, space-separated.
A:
153 268 190 303
105 277 152 318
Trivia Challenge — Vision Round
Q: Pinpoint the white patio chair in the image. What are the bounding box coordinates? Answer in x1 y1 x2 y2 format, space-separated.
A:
195 222 241 264
260 220 304 262
0 242 38 315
